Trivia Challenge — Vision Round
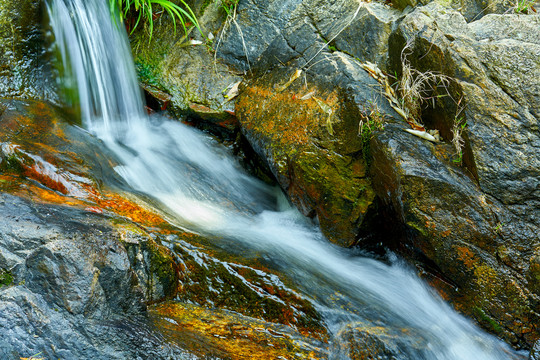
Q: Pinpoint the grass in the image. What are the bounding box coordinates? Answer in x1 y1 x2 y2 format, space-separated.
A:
397 39 452 128
451 106 466 165
510 0 536 13
359 101 386 164
221 0 239 16
109 0 201 39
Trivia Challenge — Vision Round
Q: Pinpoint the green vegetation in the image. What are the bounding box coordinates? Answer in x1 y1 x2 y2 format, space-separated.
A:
0 154 24 174
359 102 385 164
452 115 466 165
512 0 536 13
109 0 200 38
473 307 502 333
0 269 13 288
135 60 161 86
221 0 240 15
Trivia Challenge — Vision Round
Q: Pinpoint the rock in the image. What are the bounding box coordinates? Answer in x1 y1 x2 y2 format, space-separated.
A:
531 340 540 360
333 322 426 359
304 1 402 71
236 53 395 246
123 231 180 303
219 0 403 246
130 0 241 127
389 5 540 207
168 236 326 337
0 0 56 100
150 302 328 359
391 0 509 22
371 121 539 347
218 0 403 72
0 193 190 360
365 3 540 347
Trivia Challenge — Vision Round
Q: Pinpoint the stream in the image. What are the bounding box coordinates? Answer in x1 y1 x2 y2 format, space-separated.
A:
46 0 523 358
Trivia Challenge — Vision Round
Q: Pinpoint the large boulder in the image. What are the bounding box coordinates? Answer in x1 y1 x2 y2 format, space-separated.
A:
369 4 540 348
236 53 394 247
220 0 403 246
0 193 192 359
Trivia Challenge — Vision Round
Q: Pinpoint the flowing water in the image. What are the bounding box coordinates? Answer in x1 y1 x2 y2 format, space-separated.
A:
46 0 523 359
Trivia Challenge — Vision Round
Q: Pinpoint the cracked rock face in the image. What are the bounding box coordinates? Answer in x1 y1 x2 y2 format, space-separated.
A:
379 4 540 348
0 193 189 360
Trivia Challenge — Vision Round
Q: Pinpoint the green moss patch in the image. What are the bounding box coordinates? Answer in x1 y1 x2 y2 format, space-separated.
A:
0 269 14 288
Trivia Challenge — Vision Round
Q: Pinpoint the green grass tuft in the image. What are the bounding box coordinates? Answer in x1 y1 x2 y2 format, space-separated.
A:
109 0 201 40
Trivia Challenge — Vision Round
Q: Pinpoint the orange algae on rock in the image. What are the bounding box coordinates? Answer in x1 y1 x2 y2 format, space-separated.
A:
237 80 376 247
150 302 328 359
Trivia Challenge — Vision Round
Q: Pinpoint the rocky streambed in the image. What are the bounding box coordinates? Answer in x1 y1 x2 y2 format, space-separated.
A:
0 0 539 358
130 0 540 352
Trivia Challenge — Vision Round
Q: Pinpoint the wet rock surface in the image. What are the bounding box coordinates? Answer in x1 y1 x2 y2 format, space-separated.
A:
150 301 328 359
0 193 192 360
531 341 540 360
0 0 56 100
0 99 331 358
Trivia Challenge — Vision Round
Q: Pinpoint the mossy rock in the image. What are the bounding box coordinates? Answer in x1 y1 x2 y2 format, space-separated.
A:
236 56 390 247
122 231 180 303
129 0 240 124
370 121 540 348
0 0 55 100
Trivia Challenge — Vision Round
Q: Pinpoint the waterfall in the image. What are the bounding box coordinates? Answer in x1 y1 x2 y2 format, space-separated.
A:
46 0 523 359
46 0 145 140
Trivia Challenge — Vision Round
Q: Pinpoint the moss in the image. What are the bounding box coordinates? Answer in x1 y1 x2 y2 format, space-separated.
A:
474 307 502 333
173 241 326 338
150 302 327 359
200 0 215 14
237 82 378 246
474 264 500 301
0 269 13 288
135 61 162 87
0 155 24 174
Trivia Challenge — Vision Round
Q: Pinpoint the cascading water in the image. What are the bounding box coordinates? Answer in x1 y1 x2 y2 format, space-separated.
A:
46 0 523 359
